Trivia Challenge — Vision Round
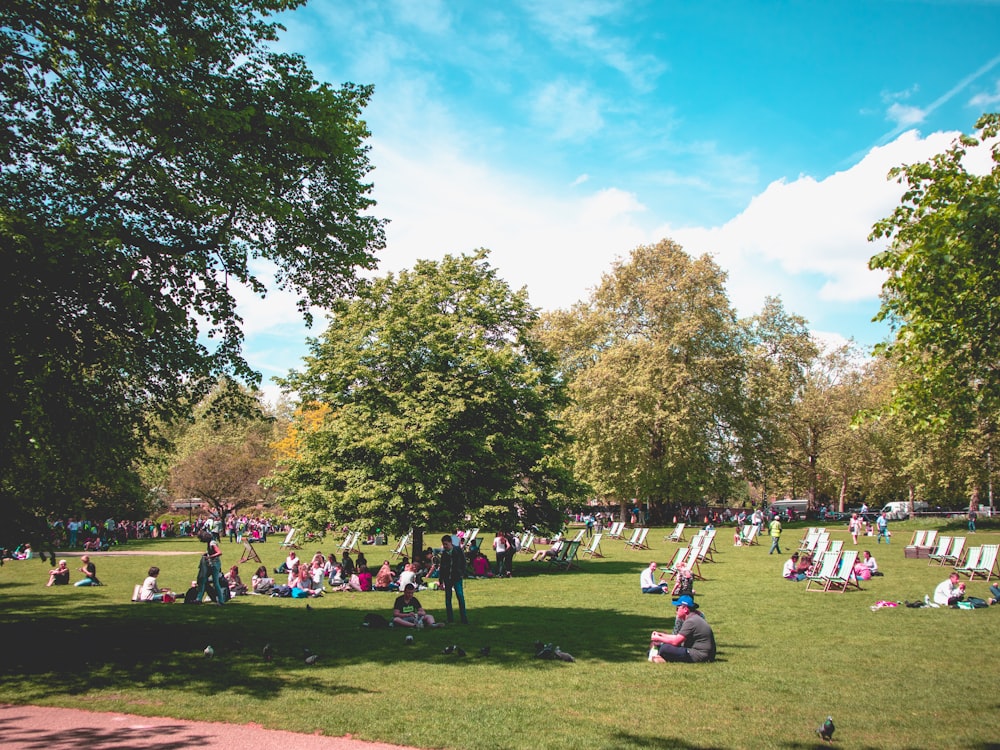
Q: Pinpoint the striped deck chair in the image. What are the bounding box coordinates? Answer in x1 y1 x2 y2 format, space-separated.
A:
925 536 952 566
390 530 411 559
965 544 999 581
571 528 586 544
581 533 604 558
279 528 301 550
940 537 966 566
622 527 642 548
826 539 843 558
734 525 753 547
626 527 651 551
824 549 861 593
664 546 688 575
681 540 705 581
336 530 359 553
606 521 626 539
798 530 820 553
805 551 842 592
548 540 582 571
702 529 718 555
955 546 982 578
519 532 536 554
665 523 687 542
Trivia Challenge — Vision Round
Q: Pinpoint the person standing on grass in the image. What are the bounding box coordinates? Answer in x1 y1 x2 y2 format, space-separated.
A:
195 529 226 604
492 532 509 577
876 512 890 544
768 515 782 555
849 513 862 544
439 534 468 624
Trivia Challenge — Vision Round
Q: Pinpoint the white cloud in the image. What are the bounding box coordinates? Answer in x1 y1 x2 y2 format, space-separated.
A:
969 79 1000 108
532 79 605 140
887 102 927 127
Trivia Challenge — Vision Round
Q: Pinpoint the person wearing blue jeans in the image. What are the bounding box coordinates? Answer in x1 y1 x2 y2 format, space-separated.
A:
876 512 890 543
439 534 468 624
195 530 226 604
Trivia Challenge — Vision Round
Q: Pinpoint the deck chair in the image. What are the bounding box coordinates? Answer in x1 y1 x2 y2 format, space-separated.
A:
906 530 928 548
278 528 301 549
805 551 842 592
926 536 952 565
940 537 966 566
702 529 718 557
519 533 536 554
826 539 843 558
571 528 586 544
739 525 760 547
954 546 982 577
462 528 480 551
548 540 581 570
606 521 626 539
337 530 360 553
665 523 687 542
799 530 820 553
824 550 861 593
626 527 650 550
664 546 688 575
966 544 999 581
390 530 412 559
681 541 705 581
622 527 641 547
581 532 604 558
694 537 714 566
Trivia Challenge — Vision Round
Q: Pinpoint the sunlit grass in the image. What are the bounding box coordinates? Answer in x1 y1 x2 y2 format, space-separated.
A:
2 520 999 749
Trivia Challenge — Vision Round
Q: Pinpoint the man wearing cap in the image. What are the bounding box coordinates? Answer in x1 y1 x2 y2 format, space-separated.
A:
392 583 440 628
649 595 716 663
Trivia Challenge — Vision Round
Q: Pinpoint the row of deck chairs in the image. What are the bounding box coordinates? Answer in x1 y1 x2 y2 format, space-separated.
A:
805 548 862 593
926 536 966 566
662 529 720 581
953 544 999 581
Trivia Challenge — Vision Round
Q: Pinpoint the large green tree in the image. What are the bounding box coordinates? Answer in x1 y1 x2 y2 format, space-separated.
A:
869 113 999 511
272 251 576 544
539 239 749 511
0 0 385 548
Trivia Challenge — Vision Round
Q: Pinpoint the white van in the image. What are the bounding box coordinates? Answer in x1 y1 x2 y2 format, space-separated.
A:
880 501 928 520
770 499 809 518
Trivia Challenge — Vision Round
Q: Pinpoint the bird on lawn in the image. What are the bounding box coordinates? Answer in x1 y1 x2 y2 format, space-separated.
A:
304 654 319 665
262 643 273 662
203 645 214 658
306 603 312 611
442 645 455 655
816 716 835 742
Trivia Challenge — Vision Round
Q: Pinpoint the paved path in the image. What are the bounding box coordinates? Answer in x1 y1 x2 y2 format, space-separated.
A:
0 704 422 750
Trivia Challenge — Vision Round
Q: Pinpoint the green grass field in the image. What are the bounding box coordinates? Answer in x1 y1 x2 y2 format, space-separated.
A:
2 520 999 749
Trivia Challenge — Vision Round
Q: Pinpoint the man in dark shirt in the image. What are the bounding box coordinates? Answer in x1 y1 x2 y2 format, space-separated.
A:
438 534 468 624
649 596 716 663
392 583 438 628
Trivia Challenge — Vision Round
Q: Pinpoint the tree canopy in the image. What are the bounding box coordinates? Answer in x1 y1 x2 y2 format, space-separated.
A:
869 113 1000 430
272 251 576 537
1 0 385 541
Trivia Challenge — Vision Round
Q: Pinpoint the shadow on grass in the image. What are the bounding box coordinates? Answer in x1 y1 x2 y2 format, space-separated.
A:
606 729 726 749
0 706 206 750
0 592 714 700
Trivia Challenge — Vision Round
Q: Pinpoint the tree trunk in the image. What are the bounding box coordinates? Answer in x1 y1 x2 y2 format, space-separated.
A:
412 528 424 562
907 485 916 520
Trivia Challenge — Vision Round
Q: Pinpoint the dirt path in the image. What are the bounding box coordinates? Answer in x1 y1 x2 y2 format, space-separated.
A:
0 704 423 750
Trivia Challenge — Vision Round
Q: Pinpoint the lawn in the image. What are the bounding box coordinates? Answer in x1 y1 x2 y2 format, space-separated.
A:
1 520 998 749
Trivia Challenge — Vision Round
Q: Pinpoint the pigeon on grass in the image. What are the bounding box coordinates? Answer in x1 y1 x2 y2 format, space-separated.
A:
816 716 835 742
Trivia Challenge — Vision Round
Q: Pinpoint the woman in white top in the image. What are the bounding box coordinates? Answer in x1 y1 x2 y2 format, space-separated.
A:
492 533 509 576
140 566 169 602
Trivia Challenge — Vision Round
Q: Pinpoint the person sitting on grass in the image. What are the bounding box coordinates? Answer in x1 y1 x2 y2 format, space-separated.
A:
856 550 880 580
640 561 670 594
139 566 170 602
74 554 101 586
374 560 395 591
357 564 373 591
783 553 805 581
392 583 441 628
933 572 966 607
471 551 491 578
671 563 695 600
397 562 419 591
225 565 249 596
46 559 70 586
252 566 274 594
648 596 715 663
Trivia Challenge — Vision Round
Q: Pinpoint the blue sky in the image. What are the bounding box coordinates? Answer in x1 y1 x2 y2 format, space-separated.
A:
238 0 1000 399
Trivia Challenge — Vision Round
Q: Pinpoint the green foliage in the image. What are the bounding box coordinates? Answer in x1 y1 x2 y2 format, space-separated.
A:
539 240 753 504
0 0 385 544
2 527 999 748
273 251 578 535
869 113 1000 431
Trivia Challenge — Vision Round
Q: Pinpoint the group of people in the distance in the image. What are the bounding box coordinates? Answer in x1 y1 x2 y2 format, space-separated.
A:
639 560 716 664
